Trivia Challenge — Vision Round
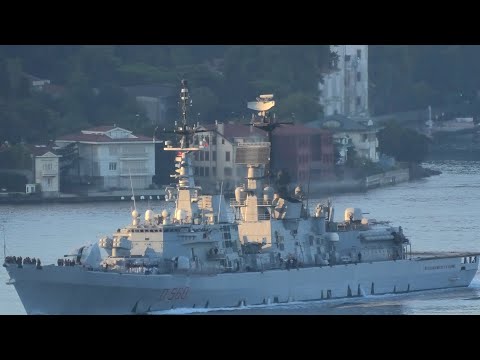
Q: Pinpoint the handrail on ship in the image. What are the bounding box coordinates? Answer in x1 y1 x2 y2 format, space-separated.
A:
230 198 274 207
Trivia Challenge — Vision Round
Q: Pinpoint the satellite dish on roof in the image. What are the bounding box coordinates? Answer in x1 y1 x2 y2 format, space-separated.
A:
247 94 275 113
247 100 275 112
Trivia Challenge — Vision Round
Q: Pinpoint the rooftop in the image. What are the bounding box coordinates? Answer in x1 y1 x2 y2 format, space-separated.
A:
305 114 379 132
56 126 154 143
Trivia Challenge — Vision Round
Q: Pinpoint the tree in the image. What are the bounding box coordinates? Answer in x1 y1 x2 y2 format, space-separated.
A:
377 120 430 163
190 86 219 123
276 92 323 123
345 147 359 168
77 46 122 86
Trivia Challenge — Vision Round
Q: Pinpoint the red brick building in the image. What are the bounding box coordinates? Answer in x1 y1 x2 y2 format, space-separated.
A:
272 124 335 185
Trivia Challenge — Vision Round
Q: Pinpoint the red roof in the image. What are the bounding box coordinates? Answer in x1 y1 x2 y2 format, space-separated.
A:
43 83 66 97
83 125 119 132
56 133 152 143
223 123 266 139
28 145 58 156
201 123 267 140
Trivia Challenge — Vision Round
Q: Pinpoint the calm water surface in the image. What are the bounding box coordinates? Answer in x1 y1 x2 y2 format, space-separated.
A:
1 160 480 315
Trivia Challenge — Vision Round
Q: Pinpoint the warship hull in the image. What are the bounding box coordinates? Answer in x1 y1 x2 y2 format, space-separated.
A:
5 253 479 315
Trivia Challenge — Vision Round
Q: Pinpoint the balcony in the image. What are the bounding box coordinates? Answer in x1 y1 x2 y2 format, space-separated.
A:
41 170 57 177
230 198 273 207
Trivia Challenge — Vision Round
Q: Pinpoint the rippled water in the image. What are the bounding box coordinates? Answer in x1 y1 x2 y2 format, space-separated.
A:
1 160 480 315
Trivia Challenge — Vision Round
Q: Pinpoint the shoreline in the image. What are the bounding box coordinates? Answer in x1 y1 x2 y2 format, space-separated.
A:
0 191 166 205
0 165 441 205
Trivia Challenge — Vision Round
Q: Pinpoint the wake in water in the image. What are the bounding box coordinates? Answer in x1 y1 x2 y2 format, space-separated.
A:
150 272 480 315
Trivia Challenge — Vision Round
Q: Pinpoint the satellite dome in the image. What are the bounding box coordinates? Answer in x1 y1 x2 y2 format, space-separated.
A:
145 209 154 222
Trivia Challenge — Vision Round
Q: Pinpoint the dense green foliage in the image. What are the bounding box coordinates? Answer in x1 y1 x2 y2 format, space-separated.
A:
2 45 480 158
0 45 331 147
370 45 480 116
377 121 430 163
0 144 31 169
0 172 28 192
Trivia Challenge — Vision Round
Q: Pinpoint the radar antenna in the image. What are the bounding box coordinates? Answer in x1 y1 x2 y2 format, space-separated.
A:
161 79 210 150
128 167 136 212
160 79 208 201
247 94 293 183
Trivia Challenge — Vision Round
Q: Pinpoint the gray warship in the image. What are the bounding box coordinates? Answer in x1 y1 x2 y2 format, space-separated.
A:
3 80 480 315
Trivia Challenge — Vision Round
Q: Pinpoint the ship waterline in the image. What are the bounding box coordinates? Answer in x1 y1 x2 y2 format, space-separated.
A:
6 254 478 315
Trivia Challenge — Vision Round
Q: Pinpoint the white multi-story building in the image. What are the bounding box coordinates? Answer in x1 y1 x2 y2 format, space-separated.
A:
31 146 61 197
55 125 160 191
191 122 266 192
320 45 369 117
306 115 379 163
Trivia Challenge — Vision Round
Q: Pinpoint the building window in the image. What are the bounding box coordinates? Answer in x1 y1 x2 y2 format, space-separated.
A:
47 178 52 187
345 55 351 62
224 167 232 177
212 167 216 177
225 151 231 162
205 151 210 161
212 151 216 161
199 167 204 176
194 167 199 175
194 152 199 161
43 163 53 171
200 151 204 161
109 162 117 171
357 72 361 82
222 139 225 145
356 96 361 106
205 167 209 177
357 49 361 59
